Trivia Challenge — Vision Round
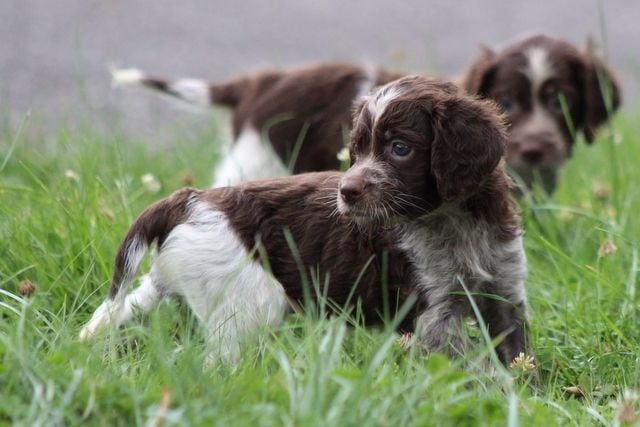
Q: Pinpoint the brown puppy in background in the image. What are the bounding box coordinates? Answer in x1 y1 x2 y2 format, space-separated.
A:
114 33 620 192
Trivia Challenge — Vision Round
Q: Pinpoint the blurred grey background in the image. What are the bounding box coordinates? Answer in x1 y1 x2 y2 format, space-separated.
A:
1 0 638 142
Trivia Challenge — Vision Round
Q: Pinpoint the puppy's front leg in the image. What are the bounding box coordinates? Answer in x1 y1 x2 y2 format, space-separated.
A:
479 297 530 366
415 300 468 359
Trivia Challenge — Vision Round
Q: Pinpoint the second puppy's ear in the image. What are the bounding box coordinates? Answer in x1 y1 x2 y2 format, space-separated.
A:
582 54 621 143
430 94 507 201
463 45 498 97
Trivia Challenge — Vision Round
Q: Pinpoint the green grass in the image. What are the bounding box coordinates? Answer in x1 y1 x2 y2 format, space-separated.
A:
1 112 639 426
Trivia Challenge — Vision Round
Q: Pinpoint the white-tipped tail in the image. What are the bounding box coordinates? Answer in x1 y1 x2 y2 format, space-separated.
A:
110 66 211 107
166 78 210 106
111 67 146 87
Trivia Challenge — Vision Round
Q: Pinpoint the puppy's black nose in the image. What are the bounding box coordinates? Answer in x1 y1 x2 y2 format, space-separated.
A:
520 145 545 164
340 177 366 203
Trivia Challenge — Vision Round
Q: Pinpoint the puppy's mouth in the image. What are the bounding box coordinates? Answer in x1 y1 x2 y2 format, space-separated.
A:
337 196 397 229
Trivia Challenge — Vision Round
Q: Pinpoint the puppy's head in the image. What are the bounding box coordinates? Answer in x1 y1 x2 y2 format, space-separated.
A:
464 33 621 192
337 76 507 228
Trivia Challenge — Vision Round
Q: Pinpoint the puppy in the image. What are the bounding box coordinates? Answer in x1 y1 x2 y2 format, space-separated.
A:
114 64 403 186
81 77 529 366
114 34 619 193
463 33 621 192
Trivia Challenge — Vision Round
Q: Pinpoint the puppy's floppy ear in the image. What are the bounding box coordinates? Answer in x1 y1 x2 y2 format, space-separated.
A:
582 52 621 143
463 45 497 96
430 94 506 201
347 96 370 165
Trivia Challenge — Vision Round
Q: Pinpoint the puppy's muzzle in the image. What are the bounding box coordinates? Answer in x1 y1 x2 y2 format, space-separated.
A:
339 175 371 204
512 132 559 165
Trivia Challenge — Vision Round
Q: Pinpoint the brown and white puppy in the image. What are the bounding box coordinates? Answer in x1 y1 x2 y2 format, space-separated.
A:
463 33 620 192
82 77 528 366
114 64 403 187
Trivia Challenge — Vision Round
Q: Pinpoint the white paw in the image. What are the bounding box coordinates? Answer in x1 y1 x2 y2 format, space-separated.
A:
78 300 115 341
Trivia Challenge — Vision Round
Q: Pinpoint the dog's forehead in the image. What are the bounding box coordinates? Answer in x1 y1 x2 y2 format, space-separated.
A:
491 45 581 102
355 77 458 138
489 45 580 97
497 37 582 79
366 82 409 123
363 78 436 122
502 34 577 58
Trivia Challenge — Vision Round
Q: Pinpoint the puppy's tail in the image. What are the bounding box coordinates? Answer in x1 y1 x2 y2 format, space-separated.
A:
111 67 246 108
108 188 199 301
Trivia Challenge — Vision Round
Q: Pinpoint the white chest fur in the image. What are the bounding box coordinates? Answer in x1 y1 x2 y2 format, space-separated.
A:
399 207 526 306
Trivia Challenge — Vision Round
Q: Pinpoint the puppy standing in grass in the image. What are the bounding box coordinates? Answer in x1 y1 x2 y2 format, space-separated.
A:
80 77 529 366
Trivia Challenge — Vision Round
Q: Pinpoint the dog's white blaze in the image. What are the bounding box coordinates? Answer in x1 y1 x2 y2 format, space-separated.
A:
168 78 210 106
515 46 567 171
524 47 553 94
111 67 145 87
521 46 564 147
156 202 288 363
212 126 288 187
368 85 403 123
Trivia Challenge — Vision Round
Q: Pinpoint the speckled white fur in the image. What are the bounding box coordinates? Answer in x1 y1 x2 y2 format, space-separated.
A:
399 204 527 355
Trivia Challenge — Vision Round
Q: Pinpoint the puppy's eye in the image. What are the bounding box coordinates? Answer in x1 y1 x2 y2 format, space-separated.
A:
498 96 515 113
391 141 411 157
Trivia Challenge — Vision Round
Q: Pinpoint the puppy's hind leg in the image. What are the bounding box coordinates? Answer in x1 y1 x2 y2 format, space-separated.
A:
79 270 165 340
196 268 289 367
201 286 288 367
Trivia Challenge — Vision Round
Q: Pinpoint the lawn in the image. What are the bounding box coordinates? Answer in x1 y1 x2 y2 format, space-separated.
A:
0 111 639 426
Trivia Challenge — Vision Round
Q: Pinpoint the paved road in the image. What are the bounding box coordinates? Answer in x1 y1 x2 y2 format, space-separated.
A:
1 0 638 141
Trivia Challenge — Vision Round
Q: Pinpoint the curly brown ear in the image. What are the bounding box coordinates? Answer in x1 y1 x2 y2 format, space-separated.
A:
347 96 370 165
431 95 506 201
463 45 497 96
583 55 621 143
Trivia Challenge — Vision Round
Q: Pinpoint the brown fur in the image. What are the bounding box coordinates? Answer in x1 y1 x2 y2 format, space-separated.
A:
206 171 420 331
